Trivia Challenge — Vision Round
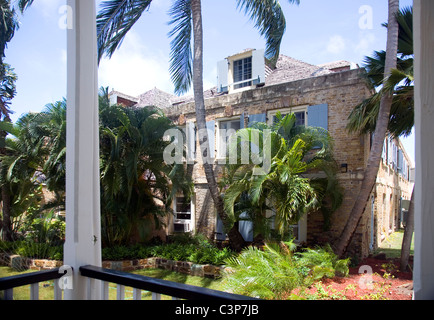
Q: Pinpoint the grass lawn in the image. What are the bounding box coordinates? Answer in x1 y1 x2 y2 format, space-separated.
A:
0 266 225 300
1 230 413 300
374 230 414 259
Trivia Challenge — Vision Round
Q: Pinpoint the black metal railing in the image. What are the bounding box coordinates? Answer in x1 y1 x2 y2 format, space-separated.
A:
0 268 66 300
80 265 257 300
1 265 258 300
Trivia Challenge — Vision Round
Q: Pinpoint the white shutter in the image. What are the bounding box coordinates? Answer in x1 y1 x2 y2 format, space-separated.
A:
252 49 265 85
186 121 196 162
217 59 228 93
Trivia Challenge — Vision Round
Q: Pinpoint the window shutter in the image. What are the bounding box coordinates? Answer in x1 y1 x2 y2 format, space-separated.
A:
398 149 404 173
248 113 266 126
382 139 387 161
186 121 196 162
239 212 254 242
217 59 228 93
205 120 215 159
248 113 266 154
215 214 226 241
240 112 245 129
252 49 265 85
307 104 328 130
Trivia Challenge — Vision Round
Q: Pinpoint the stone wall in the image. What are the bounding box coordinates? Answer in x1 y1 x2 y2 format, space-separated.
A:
165 69 378 256
0 254 225 279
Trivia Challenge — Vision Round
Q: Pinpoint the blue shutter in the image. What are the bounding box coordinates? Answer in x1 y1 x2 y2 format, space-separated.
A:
215 214 226 241
307 104 328 130
217 59 228 93
248 113 267 127
248 113 266 154
205 120 215 159
252 49 265 85
239 212 254 242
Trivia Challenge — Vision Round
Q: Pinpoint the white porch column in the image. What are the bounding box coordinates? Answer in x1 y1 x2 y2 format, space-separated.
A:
64 0 102 300
413 0 434 300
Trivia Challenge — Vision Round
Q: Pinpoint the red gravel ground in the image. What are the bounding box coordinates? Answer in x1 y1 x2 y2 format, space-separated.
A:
294 257 413 300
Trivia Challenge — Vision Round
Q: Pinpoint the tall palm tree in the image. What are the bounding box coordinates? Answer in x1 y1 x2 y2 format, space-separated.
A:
334 0 400 258
222 113 342 239
96 0 300 250
0 0 20 241
347 7 413 139
347 6 414 271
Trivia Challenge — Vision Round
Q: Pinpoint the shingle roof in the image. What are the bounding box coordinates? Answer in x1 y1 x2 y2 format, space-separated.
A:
118 53 357 110
265 54 333 86
136 87 177 109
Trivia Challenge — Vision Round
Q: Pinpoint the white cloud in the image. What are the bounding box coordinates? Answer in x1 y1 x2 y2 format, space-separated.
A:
98 31 174 97
326 35 346 54
354 32 376 56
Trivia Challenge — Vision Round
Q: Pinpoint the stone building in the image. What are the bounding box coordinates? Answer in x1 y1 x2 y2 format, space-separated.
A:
110 49 413 258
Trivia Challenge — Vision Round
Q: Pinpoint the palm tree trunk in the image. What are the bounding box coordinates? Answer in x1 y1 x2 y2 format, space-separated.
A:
400 186 414 272
190 0 245 251
334 0 400 257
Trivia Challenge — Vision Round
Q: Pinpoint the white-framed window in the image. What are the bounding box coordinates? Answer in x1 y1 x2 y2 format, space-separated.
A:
233 56 252 89
267 106 308 127
173 195 195 233
216 117 242 159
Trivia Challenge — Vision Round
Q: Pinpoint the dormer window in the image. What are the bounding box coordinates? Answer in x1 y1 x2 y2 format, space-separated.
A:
217 49 265 94
233 57 252 89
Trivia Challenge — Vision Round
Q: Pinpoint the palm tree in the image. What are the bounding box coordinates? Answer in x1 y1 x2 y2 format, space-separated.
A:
0 0 20 241
334 0 400 258
96 0 300 250
99 92 192 246
0 112 47 240
347 6 414 270
222 113 342 240
347 7 413 139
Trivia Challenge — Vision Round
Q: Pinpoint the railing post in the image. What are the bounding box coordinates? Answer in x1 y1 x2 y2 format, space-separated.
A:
30 283 39 300
64 0 102 300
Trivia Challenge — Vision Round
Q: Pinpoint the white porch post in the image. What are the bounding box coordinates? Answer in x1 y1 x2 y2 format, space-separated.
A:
64 0 102 300
413 0 434 300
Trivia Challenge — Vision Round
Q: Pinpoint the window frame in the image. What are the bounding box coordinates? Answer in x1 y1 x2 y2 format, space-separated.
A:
267 105 308 127
216 116 242 160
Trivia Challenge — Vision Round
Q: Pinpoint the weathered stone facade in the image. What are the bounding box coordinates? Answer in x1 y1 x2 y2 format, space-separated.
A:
112 54 413 258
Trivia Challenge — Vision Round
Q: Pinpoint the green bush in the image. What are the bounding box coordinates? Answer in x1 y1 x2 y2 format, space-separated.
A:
100 234 234 265
223 242 350 299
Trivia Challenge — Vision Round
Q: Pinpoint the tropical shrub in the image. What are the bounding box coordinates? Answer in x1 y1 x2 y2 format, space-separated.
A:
223 242 350 299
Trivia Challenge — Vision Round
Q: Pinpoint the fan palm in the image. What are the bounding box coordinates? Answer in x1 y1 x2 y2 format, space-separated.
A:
222 113 342 239
96 0 300 250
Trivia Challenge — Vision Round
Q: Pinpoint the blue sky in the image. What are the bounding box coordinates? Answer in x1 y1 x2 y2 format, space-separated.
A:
5 0 414 162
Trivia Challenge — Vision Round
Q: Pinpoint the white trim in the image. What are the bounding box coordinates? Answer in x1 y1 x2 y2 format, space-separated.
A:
216 116 242 160
267 105 308 126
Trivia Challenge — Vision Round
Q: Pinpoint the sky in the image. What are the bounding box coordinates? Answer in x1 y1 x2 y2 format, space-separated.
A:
5 0 414 163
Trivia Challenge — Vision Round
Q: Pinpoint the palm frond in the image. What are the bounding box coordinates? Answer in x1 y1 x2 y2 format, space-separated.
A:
97 0 152 63
236 0 299 66
168 0 192 95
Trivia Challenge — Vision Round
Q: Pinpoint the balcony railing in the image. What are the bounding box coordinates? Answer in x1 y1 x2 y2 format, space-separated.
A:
1 265 257 300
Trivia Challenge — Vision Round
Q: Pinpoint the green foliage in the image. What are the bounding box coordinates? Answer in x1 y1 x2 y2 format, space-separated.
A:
223 242 350 299
223 242 304 299
222 113 343 239
101 233 234 266
0 240 63 261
